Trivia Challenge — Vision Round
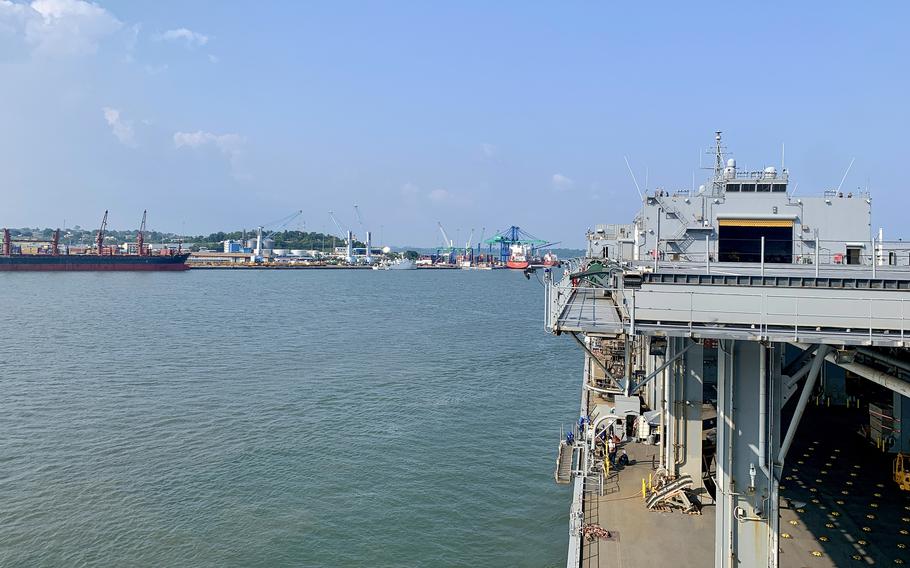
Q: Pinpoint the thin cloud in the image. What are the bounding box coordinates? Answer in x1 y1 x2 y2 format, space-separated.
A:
174 130 247 180
427 188 451 202
102 107 135 146
0 0 123 57
552 173 574 192
154 27 208 47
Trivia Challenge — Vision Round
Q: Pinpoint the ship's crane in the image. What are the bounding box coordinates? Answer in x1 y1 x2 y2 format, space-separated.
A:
96 210 108 254
137 210 147 256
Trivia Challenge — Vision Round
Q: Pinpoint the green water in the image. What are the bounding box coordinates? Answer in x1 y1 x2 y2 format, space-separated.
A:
0 269 578 567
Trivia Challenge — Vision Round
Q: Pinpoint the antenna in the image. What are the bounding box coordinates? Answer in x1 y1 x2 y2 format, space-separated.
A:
781 142 785 170
836 157 855 193
623 156 644 200
644 167 649 193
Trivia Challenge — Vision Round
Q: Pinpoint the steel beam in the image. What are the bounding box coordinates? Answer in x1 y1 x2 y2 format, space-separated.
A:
632 340 695 392
779 345 830 465
569 332 622 388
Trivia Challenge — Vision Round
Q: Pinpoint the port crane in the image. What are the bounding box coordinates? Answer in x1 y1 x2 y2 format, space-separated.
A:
436 222 458 264
353 204 374 264
96 210 109 254
484 226 557 263
328 211 355 263
252 209 303 262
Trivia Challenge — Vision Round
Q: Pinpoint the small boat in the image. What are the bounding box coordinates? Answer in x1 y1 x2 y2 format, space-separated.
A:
542 252 560 267
373 258 416 270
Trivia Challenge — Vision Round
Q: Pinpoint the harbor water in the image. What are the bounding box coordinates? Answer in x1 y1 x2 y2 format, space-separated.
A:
0 270 578 567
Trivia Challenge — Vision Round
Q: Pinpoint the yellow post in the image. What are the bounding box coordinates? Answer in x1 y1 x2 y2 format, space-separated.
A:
642 478 647 499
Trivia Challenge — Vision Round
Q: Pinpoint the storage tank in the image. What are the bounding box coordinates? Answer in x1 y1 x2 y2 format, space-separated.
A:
272 249 289 257
262 238 275 250
290 249 305 256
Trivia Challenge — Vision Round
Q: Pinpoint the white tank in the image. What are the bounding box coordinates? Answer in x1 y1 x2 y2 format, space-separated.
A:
262 238 275 249
272 249 289 256
290 249 305 256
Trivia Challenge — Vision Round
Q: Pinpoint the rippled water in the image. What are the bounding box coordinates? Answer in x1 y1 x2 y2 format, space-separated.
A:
0 269 578 567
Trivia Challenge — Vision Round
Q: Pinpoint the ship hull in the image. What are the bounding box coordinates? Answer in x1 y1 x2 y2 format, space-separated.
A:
0 254 190 271
506 259 529 269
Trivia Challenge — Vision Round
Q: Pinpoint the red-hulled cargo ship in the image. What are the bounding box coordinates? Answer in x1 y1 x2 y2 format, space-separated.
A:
506 243 530 269
1 210 190 272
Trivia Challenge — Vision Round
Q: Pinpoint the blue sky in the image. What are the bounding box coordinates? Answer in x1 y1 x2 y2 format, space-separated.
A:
1 1 908 247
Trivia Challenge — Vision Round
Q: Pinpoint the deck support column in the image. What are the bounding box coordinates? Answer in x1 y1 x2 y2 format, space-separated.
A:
678 339 704 491
715 339 777 568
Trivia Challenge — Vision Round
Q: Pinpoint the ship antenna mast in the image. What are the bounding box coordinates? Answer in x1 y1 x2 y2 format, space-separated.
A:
710 131 729 196
96 210 108 254
714 131 725 179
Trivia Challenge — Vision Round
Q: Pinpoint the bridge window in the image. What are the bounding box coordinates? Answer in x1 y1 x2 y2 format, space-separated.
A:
741 183 756 192
726 184 740 192
757 184 772 192
772 183 787 192
717 219 793 263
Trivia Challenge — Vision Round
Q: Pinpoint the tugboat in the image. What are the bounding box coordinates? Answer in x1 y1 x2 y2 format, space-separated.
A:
506 243 530 269
542 251 560 267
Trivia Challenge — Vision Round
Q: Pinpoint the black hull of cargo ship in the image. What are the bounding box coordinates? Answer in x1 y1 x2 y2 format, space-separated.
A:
0 254 190 271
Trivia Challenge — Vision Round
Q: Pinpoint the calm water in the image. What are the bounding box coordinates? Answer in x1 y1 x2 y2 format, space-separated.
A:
0 269 579 567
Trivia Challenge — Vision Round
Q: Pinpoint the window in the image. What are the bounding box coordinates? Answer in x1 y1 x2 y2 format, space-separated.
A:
726 184 741 192
772 183 788 192
757 184 771 192
741 183 756 192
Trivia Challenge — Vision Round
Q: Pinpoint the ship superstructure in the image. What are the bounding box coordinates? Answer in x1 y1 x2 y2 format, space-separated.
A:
546 133 910 567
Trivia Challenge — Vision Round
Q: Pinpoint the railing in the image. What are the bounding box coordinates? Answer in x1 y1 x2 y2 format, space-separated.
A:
544 259 616 332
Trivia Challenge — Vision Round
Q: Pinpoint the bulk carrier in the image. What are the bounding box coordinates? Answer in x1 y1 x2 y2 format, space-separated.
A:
1 210 189 271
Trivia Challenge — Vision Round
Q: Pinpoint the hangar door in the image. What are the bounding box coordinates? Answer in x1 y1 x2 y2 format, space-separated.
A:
718 219 793 263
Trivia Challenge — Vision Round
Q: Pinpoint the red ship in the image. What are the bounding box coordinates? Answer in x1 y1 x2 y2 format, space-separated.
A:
506 244 530 269
1 210 190 271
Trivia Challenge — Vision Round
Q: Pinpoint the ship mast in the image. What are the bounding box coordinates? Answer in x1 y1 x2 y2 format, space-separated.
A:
711 131 728 196
2 228 10 256
96 210 108 254
51 229 60 256
137 210 147 256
